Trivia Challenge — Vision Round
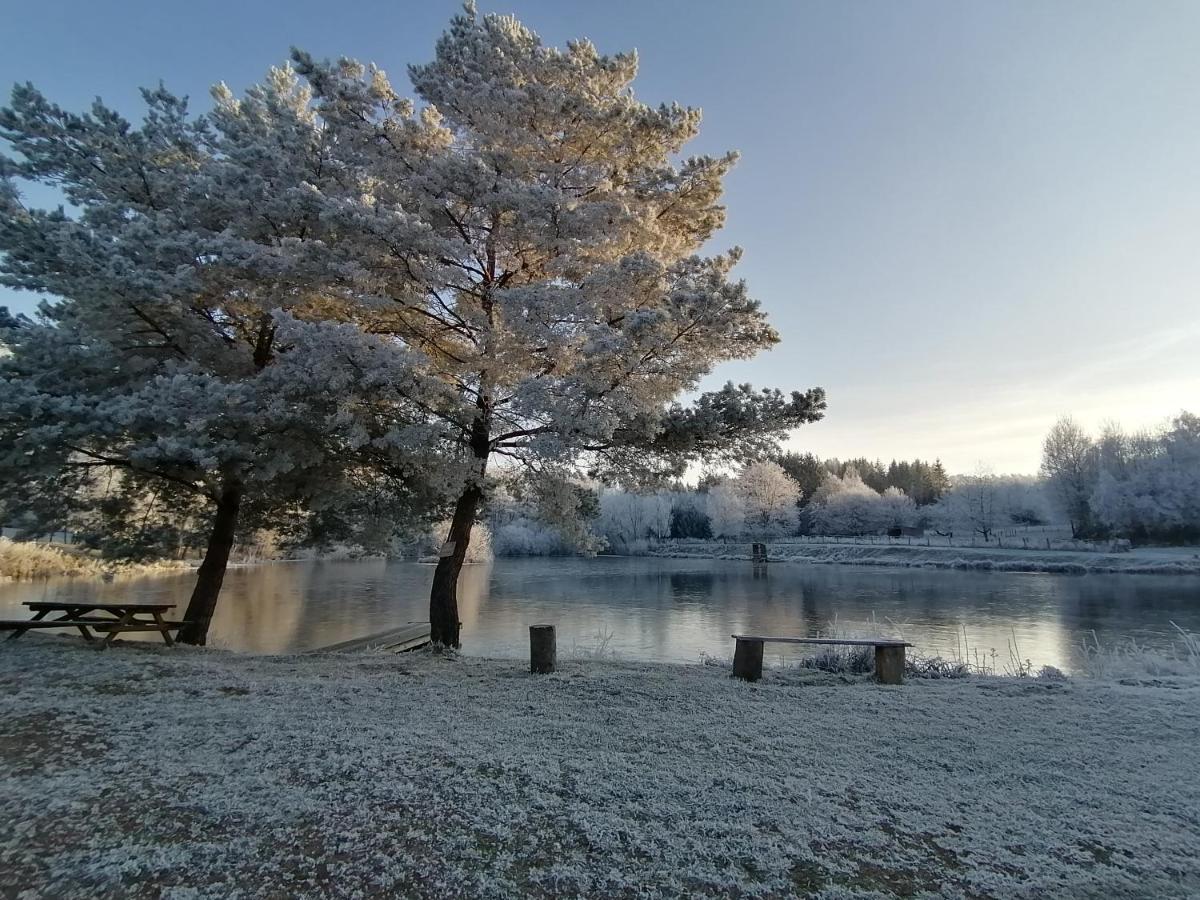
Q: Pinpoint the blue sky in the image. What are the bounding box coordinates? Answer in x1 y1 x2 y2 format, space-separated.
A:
3 0 1198 473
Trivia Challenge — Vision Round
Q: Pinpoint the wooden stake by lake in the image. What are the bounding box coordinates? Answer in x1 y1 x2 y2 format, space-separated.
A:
530 624 556 674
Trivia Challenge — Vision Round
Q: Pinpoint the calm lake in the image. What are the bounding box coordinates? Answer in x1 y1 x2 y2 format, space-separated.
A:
3 556 1199 672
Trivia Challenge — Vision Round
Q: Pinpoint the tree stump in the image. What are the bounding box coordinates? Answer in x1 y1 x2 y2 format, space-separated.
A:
732 637 764 682
529 624 556 674
875 644 905 685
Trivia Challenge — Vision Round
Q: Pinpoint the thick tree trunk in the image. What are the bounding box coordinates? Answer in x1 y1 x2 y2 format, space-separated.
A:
177 483 243 646
428 483 483 648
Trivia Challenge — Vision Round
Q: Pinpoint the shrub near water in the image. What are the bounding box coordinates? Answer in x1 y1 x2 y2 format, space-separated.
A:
0 538 107 579
0 537 184 580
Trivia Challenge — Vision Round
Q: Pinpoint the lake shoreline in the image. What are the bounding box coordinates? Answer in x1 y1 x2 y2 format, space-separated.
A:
647 538 1200 576
2 638 1198 897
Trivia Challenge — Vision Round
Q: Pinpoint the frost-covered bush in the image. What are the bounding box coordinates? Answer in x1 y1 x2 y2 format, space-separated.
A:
485 475 603 557
491 520 575 556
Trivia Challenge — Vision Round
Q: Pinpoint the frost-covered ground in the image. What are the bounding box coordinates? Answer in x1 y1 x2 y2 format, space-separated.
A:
652 538 1200 576
2 639 1199 899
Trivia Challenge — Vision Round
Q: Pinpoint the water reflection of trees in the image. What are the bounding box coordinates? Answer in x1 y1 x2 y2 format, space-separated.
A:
208 563 311 653
4 557 1197 671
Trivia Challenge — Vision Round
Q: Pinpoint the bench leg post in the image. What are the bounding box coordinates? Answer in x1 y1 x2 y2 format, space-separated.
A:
875 645 905 685
732 638 764 682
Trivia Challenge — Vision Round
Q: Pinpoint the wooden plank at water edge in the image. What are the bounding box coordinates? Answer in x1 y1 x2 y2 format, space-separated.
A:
309 622 432 654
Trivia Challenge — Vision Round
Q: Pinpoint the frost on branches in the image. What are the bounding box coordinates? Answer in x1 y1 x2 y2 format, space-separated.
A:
0 4 825 648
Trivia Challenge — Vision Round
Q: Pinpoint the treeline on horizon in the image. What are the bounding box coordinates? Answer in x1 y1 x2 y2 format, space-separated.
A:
488 413 1199 556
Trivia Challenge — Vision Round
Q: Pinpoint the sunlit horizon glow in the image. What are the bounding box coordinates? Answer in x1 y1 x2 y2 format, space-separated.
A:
3 0 1197 476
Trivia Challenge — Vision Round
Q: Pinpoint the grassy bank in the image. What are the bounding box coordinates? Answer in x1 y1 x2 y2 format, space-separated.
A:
651 538 1200 576
2 639 1198 898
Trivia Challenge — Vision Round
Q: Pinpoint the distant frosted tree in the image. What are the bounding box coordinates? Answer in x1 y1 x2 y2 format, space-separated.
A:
930 468 1049 541
959 466 1000 542
737 461 799 536
1090 412 1200 542
1041 417 1097 537
597 490 671 552
877 486 918 530
668 490 712 539
809 468 881 535
706 483 746 540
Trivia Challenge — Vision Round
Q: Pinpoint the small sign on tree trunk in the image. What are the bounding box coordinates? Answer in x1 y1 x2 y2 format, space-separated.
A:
439 541 456 558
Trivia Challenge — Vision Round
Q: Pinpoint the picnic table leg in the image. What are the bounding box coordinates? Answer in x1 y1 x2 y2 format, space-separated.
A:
732 638 765 682
152 610 175 646
875 645 905 685
8 608 48 641
62 606 96 642
99 611 137 650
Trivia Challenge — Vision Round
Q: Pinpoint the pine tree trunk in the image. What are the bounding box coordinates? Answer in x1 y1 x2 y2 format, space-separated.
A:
177 483 243 646
428 483 483 648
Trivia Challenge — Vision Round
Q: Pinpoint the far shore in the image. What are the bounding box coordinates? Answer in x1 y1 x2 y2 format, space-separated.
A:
2 637 1198 898
6 535 1200 584
649 538 1200 576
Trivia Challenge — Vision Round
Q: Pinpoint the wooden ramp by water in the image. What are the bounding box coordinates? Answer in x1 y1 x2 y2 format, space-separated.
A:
308 622 431 654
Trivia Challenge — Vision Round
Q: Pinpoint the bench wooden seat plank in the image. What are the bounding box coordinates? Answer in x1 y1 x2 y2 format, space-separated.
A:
731 635 912 647
731 634 911 685
23 601 174 612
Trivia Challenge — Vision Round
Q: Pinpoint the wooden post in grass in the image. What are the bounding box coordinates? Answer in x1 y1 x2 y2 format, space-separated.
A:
875 644 905 685
530 625 556 674
732 637 764 682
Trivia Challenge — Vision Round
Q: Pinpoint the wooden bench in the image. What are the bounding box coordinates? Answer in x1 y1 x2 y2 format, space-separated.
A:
731 634 913 684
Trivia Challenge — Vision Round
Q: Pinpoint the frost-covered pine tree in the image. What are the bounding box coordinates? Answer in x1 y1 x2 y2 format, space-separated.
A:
284 6 824 644
0 81 446 644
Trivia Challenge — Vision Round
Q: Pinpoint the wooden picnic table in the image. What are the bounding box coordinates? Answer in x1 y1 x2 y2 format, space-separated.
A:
1 601 181 648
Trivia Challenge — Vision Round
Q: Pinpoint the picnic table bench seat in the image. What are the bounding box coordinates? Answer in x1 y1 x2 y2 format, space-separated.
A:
731 634 914 684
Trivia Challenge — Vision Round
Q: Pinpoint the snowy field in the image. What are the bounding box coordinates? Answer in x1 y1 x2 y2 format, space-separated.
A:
2 640 1199 898
653 538 1200 576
